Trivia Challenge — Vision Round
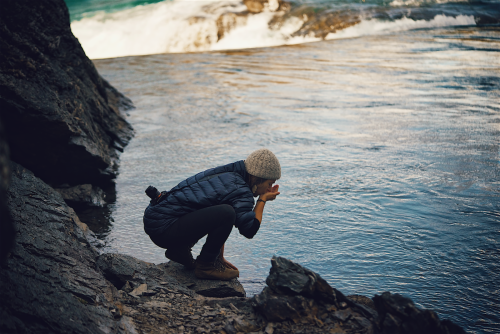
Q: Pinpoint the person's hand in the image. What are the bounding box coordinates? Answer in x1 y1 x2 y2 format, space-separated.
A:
261 184 280 202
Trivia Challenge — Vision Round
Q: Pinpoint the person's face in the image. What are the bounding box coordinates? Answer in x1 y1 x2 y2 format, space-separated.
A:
254 179 276 196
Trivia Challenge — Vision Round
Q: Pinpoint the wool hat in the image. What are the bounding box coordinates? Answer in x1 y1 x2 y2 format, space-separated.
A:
244 148 281 180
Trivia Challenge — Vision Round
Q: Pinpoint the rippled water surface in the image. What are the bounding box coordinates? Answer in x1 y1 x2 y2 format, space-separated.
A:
94 27 500 333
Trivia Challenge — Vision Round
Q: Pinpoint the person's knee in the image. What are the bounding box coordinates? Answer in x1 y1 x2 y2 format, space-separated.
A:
218 204 236 226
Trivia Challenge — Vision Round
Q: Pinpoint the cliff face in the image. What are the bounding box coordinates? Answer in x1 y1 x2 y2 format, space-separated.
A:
1 163 133 333
0 0 133 187
0 119 14 262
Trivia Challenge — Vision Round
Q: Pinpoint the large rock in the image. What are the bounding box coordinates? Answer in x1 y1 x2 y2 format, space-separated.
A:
373 292 467 334
96 253 192 296
0 118 13 263
254 256 343 322
0 0 133 187
0 163 137 333
265 255 342 304
160 261 246 298
55 184 106 208
253 257 466 334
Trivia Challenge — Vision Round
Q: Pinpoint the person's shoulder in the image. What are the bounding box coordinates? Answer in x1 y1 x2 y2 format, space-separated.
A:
213 160 245 172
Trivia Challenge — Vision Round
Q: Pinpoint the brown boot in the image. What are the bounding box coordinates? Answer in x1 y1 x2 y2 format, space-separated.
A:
194 257 239 281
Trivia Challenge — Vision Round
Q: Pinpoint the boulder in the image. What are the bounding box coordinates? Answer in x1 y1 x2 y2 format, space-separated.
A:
269 7 360 39
160 261 246 298
254 256 340 322
0 0 134 187
0 162 136 333
96 253 188 294
0 118 14 263
265 256 342 305
253 257 466 334
55 184 106 208
253 286 318 321
373 292 467 334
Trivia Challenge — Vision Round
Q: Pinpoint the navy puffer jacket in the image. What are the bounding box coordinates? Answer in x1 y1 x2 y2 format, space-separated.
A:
143 160 257 238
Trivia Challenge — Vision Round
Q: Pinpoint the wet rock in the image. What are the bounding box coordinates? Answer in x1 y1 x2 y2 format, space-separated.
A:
373 292 467 334
204 296 255 314
216 12 248 41
254 286 318 321
96 253 186 293
295 9 360 39
0 162 136 333
0 118 13 263
265 256 341 304
253 257 466 334
254 257 354 322
160 261 246 298
55 184 106 208
0 0 134 187
244 0 284 13
269 6 360 39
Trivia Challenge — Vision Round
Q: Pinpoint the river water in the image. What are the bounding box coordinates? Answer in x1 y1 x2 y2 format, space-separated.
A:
92 25 500 333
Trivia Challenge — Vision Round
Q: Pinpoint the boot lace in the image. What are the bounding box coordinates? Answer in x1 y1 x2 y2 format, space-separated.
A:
214 256 227 273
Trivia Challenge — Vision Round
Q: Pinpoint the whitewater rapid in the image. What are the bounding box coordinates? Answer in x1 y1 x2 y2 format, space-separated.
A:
70 0 476 59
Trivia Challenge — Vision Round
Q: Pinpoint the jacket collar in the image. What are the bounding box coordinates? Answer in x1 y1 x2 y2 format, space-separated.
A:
233 160 248 181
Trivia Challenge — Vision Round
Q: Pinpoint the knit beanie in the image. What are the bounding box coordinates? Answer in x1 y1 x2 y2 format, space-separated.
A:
244 148 281 180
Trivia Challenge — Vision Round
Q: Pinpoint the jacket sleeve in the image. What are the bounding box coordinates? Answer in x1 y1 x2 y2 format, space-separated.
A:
239 218 261 239
224 177 259 239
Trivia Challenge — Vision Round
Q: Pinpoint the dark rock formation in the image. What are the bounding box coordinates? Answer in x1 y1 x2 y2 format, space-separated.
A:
160 261 246 298
0 0 134 187
0 163 135 333
0 163 249 334
55 184 106 208
251 256 467 334
269 6 360 39
96 253 193 296
373 292 467 334
0 118 14 263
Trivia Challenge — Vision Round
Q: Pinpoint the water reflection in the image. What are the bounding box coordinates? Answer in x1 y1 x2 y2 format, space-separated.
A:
94 27 499 333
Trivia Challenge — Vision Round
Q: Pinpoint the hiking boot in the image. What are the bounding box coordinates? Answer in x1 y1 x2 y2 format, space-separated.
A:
194 257 239 280
165 248 195 269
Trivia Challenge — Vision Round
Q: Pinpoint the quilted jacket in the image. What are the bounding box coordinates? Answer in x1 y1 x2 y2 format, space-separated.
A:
143 160 257 238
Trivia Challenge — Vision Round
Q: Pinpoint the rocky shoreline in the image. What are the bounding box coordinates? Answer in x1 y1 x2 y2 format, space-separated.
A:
0 1 467 333
0 163 467 333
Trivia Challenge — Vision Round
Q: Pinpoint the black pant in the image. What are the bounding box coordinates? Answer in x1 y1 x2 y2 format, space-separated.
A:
150 204 235 262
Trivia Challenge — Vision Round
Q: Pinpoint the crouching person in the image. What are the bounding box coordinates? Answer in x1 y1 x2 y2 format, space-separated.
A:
143 148 281 280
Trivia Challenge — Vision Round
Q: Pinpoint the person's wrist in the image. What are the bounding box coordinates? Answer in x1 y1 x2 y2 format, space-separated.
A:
257 198 266 203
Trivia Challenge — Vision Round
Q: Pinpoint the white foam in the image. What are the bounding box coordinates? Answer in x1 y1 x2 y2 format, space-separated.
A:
390 0 470 7
212 14 317 50
70 0 477 59
325 15 476 40
71 0 248 59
